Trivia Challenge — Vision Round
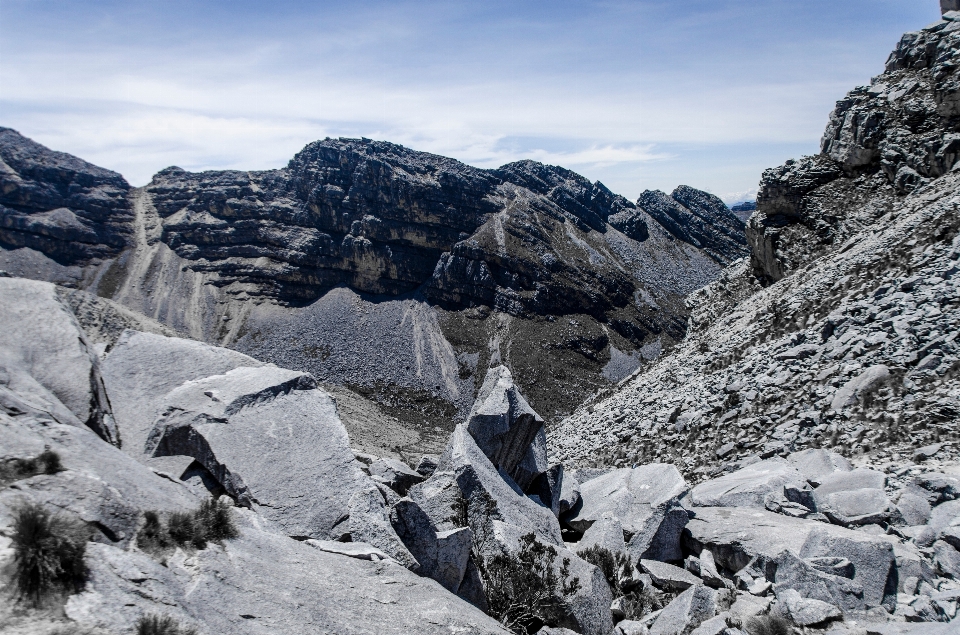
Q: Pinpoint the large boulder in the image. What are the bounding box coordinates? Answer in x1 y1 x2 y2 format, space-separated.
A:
812 468 894 526
65 524 512 635
577 516 627 555
0 277 116 443
466 365 548 491
689 458 809 509
567 465 689 561
773 588 841 626
146 365 375 540
100 330 263 460
798 528 897 611
390 497 473 592
649 584 717 635
786 449 853 487
347 485 419 569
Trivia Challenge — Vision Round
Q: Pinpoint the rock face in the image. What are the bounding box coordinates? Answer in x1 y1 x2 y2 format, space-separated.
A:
0 277 116 444
0 128 745 445
0 127 132 265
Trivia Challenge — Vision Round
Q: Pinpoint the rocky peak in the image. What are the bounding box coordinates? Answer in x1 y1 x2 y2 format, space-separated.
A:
0 127 132 264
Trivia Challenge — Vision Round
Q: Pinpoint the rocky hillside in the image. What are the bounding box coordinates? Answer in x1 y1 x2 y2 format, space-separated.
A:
552 9 960 484
0 130 746 454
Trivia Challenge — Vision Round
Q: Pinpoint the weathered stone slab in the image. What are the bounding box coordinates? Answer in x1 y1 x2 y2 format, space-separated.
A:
786 449 853 487
640 559 702 591
367 457 424 496
650 584 717 635
390 497 473 592
690 458 808 509
812 468 894 526
774 588 841 626
577 516 626 555
146 366 374 540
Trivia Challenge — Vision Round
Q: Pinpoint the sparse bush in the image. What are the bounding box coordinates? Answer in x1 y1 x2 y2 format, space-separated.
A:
12 502 88 606
37 450 64 475
1 450 64 484
578 545 658 621
194 497 238 543
142 498 238 554
469 493 581 634
137 511 171 555
166 511 200 548
135 614 197 635
745 614 793 635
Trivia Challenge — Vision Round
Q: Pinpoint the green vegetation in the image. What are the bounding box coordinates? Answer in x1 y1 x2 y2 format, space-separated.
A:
11 502 88 606
138 498 239 556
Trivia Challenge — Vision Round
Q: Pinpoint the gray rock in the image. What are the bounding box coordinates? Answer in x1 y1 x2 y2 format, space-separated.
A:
559 469 582 516
640 559 703 591
812 468 894 526
536 627 580 635
930 499 960 530
689 614 728 635
771 550 865 613
934 540 960 578
415 454 440 477
347 486 419 569
799 527 897 611
774 588 842 626
101 329 262 459
914 443 945 462
690 458 809 509
577 516 627 555
914 472 960 505
147 365 375 540
698 548 727 589
895 486 932 526
529 462 564 517
786 449 853 487
390 497 473 592
466 366 547 491
830 365 890 411
568 464 689 561
615 620 650 635
304 539 395 562
0 277 116 443
650 584 717 635
368 457 424 496
65 525 512 635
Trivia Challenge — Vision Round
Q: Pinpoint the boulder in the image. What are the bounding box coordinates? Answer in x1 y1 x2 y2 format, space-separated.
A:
786 449 853 487
830 365 890 411
799 528 897 611
930 499 960 530
415 454 440 478
697 548 726 589
390 497 473 592
689 458 809 509
146 366 375 540
0 277 115 443
640 559 702 591
934 540 960 578
812 468 894 526
771 550 865 613
65 525 513 635
567 465 689 561
650 584 717 635
577 516 627 555
367 457 424 496
559 470 582 516
101 330 262 459
529 463 564 516
347 486 419 569
614 621 650 635
895 486 932 526
914 472 960 505
774 588 841 626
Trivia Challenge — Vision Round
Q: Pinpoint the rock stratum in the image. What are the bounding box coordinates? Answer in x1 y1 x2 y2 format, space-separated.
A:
0 128 746 457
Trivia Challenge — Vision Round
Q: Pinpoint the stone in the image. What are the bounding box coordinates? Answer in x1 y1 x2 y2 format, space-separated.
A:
813 468 894 526
650 584 717 635
689 614 728 635
559 469 582 516
799 528 897 611
775 588 842 626
146 365 376 540
934 540 960 578
415 454 440 477
101 329 262 459
65 525 512 635
390 497 473 592
304 539 396 562
530 463 564 517
0 277 116 443
771 550 865 613
728 594 771 622
830 365 890 411
367 457 424 496
536 627 580 635
568 465 689 561
577 516 627 555
698 548 727 589
689 458 809 509
930 499 960 530
640 559 703 591
466 366 547 491
895 486 932 526
347 486 419 569
615 620 650 635
786 449 853 487
914 472 960 505
914 443 945 462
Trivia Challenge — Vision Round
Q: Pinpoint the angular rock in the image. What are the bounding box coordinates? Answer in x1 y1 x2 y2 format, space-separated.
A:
390 497 473 592
640 559 702 591
914 472 960 505
697 548 727 589
812 468 894 526
689 615 728 635
799 527 897 611
0 277 116 443
786 449 853 487
614 620 650 635
934 540 960 578
415 454 440 478
930 499 960 530
650 584 717 635
559 469 582 516
895 486 932 526
529 462 564 516
466 365 547 490
101 329 262 459
771 550 865 613
367 457 424 496
347 486 419 569
690 458 809 509
146 366 374 540
305 539 395 562
568 465 689 561
774 588 842 626
830 365 890 411
577 516 627 555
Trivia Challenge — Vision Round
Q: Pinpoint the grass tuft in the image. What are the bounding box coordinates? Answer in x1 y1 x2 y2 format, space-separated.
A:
12 502 88 606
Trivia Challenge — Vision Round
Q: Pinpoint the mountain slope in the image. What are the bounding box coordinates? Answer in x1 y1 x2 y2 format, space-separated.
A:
551 11 960 478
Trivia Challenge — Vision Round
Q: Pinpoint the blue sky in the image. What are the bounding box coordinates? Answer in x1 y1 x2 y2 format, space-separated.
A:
0 1 938 203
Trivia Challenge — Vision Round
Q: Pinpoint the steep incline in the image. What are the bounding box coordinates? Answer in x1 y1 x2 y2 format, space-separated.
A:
553 11 960 478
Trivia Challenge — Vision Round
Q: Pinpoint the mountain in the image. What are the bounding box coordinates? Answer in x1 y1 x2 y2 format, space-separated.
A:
729 200 756 222
552 9 960 478
0 132 747 458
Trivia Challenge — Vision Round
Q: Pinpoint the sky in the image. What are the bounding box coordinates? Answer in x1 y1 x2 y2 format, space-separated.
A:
0 1 939 204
